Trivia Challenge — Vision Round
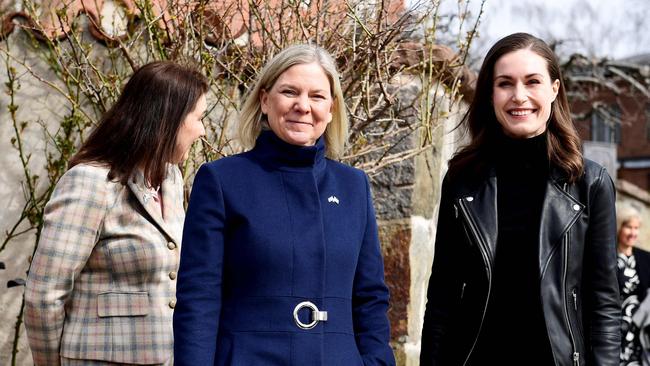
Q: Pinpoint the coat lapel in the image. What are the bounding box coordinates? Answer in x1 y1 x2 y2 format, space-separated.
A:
462 174 499 264
128 169 181 244
538 177 584 277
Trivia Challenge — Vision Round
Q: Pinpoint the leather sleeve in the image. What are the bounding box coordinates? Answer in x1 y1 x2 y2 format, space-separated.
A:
420 175 464 365
583 167 621 365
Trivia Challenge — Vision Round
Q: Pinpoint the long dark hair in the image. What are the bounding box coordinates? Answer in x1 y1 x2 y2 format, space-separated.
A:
448 32 584 183
70 61 208 188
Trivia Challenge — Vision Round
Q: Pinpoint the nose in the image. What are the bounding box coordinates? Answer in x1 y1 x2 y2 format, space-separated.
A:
293 94 310 113
512 83 528 103
194 121 206 140
199 121 206 137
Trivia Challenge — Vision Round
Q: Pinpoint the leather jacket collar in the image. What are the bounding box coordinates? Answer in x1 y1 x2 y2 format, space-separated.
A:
458 166 584 280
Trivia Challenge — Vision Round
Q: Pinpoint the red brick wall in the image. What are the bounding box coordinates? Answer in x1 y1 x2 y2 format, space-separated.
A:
571 85 650 190
620 169 650 192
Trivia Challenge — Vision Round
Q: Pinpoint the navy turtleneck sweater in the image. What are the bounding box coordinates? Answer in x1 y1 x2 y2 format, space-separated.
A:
469 131 555 365
250 129 327 171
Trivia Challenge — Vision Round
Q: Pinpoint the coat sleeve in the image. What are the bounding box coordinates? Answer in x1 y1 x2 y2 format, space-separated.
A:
24 165 109 366
174 164 225 365
583 167 621 365
352 174 396 366
420 174 464 365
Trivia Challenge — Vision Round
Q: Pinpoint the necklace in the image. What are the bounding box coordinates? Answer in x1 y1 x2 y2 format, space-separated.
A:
142 185 160 204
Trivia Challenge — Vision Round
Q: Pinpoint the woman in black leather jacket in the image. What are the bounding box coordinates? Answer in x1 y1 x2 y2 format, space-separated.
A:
420 33 621 366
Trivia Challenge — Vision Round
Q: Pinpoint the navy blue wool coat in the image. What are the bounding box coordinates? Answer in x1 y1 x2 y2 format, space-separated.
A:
174 130 395 366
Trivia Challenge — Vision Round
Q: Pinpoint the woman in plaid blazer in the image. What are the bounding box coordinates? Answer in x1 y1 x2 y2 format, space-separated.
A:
25 61 208 366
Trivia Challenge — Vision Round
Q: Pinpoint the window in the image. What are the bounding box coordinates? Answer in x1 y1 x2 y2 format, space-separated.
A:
591 106 621 144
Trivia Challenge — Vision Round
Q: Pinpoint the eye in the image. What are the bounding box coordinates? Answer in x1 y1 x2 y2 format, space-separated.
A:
311 94 326 100
281 89 297 96
496 81 512 88
527 79 541 85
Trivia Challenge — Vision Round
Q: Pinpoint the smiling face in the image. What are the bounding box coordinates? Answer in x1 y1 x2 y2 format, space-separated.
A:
492 48 560 139
618 217 641 251
173 93 207 163
260 62 333 146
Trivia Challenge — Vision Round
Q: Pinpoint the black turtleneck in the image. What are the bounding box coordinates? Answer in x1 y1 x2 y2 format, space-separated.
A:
469 131 555 365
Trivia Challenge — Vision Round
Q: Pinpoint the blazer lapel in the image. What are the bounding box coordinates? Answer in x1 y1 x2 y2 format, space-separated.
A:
128 170 181 244
160 166 184 244
538 178 584 277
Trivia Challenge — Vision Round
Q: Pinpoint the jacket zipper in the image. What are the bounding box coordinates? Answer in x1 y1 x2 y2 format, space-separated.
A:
457 199 492 366
572 288 577 311
562 183 580 366
563 232 580 366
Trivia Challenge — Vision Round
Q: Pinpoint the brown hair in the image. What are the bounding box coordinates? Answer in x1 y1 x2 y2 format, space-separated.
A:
448 32 584 182
69 61 208 188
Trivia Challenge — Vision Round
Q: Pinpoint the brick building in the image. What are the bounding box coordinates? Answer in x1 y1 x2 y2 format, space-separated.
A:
565 54 650 191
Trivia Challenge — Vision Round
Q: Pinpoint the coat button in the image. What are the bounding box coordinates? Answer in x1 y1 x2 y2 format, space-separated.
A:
169 271 177 280
466 196 474 202
572 204 580 211
168 299 176 309
167 242 176 250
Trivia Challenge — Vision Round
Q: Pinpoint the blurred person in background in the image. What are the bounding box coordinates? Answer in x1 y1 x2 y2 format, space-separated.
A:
617 205 649 365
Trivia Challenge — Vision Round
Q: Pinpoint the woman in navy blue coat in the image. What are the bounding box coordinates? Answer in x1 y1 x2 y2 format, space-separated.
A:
173 44 395 366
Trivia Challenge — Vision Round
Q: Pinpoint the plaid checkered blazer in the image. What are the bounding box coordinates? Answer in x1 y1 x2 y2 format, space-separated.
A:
25 163 185 365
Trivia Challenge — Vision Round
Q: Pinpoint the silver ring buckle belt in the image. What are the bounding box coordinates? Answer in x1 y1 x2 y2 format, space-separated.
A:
293 301 328 330
219 297 351 333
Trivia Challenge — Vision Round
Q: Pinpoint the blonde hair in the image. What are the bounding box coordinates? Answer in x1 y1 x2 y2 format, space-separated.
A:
238 44 348 159
616 204 642 232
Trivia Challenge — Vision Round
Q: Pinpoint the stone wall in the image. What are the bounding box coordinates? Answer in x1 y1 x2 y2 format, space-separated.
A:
0 26 469 365
0 30 68 366
371 74 467 365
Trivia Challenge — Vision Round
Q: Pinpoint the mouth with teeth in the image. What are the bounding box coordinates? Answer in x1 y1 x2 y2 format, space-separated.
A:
508 108 536 117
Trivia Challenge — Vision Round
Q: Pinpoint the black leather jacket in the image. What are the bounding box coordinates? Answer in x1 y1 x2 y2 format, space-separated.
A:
420 159 621 365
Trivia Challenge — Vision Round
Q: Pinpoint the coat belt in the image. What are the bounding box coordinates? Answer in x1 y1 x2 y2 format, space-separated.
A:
219 296 353 334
